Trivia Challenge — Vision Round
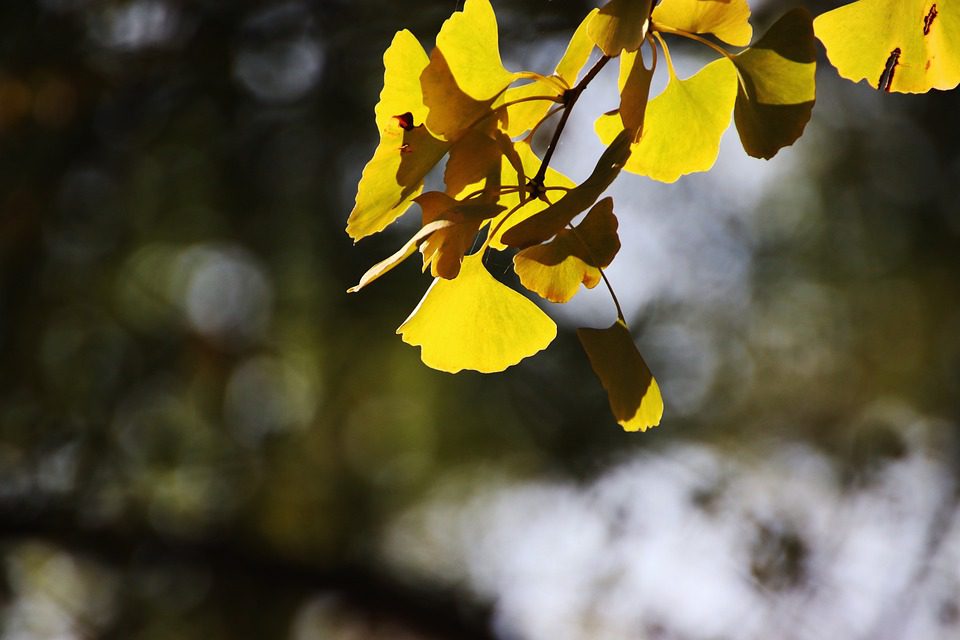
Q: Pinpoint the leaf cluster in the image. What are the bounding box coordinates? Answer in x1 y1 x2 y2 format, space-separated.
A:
346 0 958 432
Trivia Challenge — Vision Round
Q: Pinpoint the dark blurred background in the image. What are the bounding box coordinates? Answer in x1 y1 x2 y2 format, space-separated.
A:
1 1 959 638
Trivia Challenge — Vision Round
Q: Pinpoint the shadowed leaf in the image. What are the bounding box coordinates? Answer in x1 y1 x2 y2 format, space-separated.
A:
578 320 663 432
734 8 817 159
514 198 620 303
416 192 505 279
619 48 654 139
588 0 654 56
347 30 450 240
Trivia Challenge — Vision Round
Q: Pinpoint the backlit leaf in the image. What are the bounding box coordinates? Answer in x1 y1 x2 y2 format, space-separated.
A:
502 10 598 138
347 30 450 241
421 49 499 141
422 0 520 140
514 197 621 303
814 0 960 93
578 320 663 432
556 9 602 86
500 131 632 248
444 128 509 197
652 0 752 47
435 0 517 101
589 0 654 56
619 48 654 140
596 57 738 183
398 253 557 373
733 8 817 159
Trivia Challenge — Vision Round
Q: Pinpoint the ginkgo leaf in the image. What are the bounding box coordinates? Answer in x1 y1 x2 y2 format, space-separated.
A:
444 128 509 197
501 130 632 248
398 253 557 373
596 57 738 183
589 0 654 56
814 0 960 93
416 192 505 279
501 10 598 138
618 48 654 139
578 320 663 432
421 49 500 141
733 8 817 159
652 0 752 47
347 30 450 241
348 220 455 293
421 0 520 139
556 9 601 86
514 197 621 303
435 0 517 101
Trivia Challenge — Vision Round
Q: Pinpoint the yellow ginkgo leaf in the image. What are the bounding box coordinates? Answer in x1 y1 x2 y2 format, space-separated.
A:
435 0 517 101
444 128 509 197
589 0 654 56
578 320 663 432
502 9 598 138
421 49 500 142
398 253 557 373
814 0 960 93
556 9 602 86
501 130 632 248
347 30 450 241
514 197 621 303
596 57 738 183
652 0 752 47
416 192 505 280
733 8 817 159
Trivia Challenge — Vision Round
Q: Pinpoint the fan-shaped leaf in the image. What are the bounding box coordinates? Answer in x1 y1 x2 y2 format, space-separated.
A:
347 31 450 241
814 0 960 93
589 0 654 56
733 8 817 159
398 254 557 373
596 57 737 183
578 320 663 432
652 0 753 47
514 198 621 303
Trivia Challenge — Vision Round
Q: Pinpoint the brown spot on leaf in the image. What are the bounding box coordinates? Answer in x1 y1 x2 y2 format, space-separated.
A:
877 47 901 92
924 4 938 36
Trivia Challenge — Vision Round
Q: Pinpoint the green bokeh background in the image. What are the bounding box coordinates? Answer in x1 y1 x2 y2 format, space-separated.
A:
1 1 959 638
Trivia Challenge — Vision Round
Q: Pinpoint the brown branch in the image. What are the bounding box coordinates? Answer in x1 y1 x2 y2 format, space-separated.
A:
532 55 612 188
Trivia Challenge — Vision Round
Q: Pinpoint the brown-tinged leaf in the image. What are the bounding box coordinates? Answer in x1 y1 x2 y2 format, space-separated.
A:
513 197 621 303
578 320 663 432
733 8 817 159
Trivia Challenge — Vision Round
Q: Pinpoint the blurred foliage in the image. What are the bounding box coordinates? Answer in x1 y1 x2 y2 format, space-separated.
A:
0 0 959 639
